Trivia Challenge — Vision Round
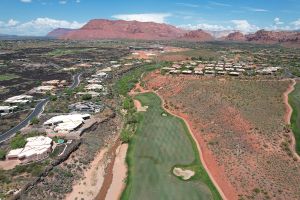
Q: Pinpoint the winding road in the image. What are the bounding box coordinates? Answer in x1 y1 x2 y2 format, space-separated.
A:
0 73 82 143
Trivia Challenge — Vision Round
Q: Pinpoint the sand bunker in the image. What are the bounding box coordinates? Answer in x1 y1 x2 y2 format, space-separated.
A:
134 100 148 112
173 167 195 180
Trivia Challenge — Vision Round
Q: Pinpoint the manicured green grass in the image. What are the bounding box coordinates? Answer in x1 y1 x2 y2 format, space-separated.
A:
121 92 221 200
0 73 19 81
289 82 300 155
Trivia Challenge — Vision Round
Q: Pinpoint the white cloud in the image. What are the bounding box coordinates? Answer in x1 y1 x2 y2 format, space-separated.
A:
291 19 300 29
209 1 231 7
175 3 199 8
231 20 259 33
20 0 32 3
0 19 19 27
274 17 284 26
246 7 269 12
178 23 230 31
59 0 67 4
112 13 172 23
76 0 80 3
0 18 85 36
7 19 19 27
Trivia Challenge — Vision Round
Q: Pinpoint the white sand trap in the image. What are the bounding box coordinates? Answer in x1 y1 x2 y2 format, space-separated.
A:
138 106 148 112
162 113 168 117
173 167 195 180
134 100 148 112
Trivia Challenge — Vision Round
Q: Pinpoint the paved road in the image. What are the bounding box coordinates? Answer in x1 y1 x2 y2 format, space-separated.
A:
0 73 82 143
69 73 82 89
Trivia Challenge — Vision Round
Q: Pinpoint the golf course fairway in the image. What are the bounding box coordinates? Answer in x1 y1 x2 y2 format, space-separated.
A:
121 92 221 200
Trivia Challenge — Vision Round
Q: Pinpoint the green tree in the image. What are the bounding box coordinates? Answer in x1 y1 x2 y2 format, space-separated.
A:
49 95 58 101
0 150 6 160
30 117 40 125
82 94 92 100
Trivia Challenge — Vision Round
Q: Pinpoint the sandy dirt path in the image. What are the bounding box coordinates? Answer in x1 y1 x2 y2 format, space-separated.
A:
65 148 108 200
130 83 229 200
284 79 296 124
283 79 300 159
105 144 128 200
95 140 120 200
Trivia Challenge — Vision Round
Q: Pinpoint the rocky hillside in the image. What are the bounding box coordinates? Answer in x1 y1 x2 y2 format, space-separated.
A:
179 29 214 41
59 19 187 40
246 30 300 44
224 31 246 41
47 28 74 38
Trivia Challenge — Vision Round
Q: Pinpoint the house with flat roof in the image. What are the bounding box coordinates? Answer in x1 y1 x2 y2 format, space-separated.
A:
5 95 33 104
44 114 91 133
85 84 104 91
0 106 17 116
68 102 104 113
76 91 101 98
30 85 56 94
7 136 52 163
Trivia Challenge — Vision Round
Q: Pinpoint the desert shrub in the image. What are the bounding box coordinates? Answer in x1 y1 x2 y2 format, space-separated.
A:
64 88 73 96
123 97 134 110
0 170 10 184
120 130 133 143
82 94 92 100
0 150 6 160
31 165 44 176
50 95 58 101
30 117 40 125
10 134 26 149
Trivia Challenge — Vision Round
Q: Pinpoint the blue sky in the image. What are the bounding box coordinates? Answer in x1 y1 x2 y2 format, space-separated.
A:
0 0 300 35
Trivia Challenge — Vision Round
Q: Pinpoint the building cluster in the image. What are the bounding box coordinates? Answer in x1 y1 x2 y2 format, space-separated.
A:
29 79 68 94
44 114 91 133
7 136 53 163
68 102 104 113
0 95 33 117
162 60 281 77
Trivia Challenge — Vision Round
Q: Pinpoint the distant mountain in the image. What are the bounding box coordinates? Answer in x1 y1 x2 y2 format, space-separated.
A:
46 19 300 46
59 19 188 40
245 30 300 44
47 28 74 38
179 29 214 41
206 30 234 39
0 33 45 40
224 32 246 41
